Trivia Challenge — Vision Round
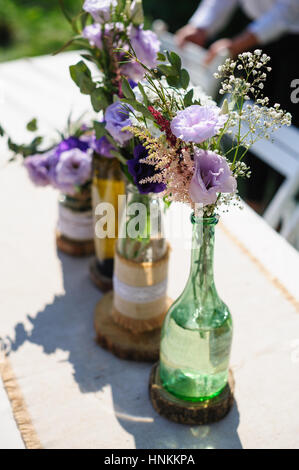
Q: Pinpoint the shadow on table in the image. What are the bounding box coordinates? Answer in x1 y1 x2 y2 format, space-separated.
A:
6 251 242 449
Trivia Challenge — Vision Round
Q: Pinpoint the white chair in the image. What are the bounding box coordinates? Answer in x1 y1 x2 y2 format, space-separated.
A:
235 110 299 247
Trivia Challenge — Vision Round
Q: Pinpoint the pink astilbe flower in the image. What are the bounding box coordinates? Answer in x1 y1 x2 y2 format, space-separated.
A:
140 146 195 205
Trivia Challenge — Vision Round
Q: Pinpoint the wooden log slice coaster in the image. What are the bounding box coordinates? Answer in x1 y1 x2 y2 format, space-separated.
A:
89 258 113 292
149 362 235 425
56 232 95 257
94 291 172 362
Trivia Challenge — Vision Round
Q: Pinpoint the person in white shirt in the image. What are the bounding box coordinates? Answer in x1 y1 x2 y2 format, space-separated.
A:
176 0 299 64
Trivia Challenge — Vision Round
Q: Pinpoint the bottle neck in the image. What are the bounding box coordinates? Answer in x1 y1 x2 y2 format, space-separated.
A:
189 214 218 297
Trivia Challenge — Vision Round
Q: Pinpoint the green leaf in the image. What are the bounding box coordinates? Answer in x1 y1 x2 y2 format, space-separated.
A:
80 54 99 65
116 0 126 15
138 83 149 107
167 51 182 72
121 161 134 184
58 0 72 24
184 89 194 107
158 65 177 77
80 12 89 30
163 195 172 210
122 78 136 101
157 52 166 62
69 61 95 95
8 138 19 154
110 150 127 164
94 121 106 140
30 136 43 148
80 76 96 95
180 69 190 90
0 124 5 137
91 88 109 112
26 118 38 132
121 98 154 121
166 75 180 88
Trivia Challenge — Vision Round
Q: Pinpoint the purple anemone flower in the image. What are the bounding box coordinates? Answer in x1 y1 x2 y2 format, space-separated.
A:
189 149 237 206
127 144 166 194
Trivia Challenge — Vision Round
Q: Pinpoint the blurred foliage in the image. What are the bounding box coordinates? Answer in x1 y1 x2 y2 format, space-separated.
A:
0 0 82 62
0 0 248 63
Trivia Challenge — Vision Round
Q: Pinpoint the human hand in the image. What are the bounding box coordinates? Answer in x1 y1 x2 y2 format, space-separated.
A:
204 32 258 65
175 24 207 48
204 39 232 65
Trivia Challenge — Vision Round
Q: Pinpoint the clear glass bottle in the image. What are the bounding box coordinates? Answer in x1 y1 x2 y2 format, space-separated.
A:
117 184 167 262
92 154 126 280
160 214 233 402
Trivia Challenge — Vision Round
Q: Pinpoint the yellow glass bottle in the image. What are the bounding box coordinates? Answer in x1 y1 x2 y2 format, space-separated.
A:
90 154 126 291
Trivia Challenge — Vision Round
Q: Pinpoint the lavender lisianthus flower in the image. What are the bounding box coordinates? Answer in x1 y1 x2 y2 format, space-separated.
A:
54 148 92 195
24 153 53 187
82 23 103 48
127 144 166 194
104 102 133 145
171 105 228 144
189 149 237 206
83 0 116 23
121 26 160 81
82 22 124 49
91 135 116 158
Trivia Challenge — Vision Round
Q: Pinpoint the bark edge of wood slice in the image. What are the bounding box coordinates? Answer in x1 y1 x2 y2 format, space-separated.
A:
89 258 113 292
94 291 170 362
149 362 235 425
56 232 94 257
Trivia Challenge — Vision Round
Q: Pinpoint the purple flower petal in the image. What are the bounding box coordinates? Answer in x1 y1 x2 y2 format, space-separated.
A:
54 148 92 195
24 153 53 187
121 26 160 81
189 149 237 206
83 0 116 23
171 105 228 144
104 102 132 146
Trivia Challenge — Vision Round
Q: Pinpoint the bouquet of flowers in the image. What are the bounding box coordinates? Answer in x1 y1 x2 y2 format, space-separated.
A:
1 116 107 254
58 0 165 268
59 0 161 167
118 48 293 403
118 49 291 215
2 116 95 198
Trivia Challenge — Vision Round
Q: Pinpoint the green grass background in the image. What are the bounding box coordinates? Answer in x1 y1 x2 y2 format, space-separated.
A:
0 0 202 63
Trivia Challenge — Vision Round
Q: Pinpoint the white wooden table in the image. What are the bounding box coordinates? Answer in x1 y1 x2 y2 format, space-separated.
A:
0 53 299 450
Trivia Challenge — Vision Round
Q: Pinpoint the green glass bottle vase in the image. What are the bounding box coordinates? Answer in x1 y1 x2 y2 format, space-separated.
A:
159 214 233 402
